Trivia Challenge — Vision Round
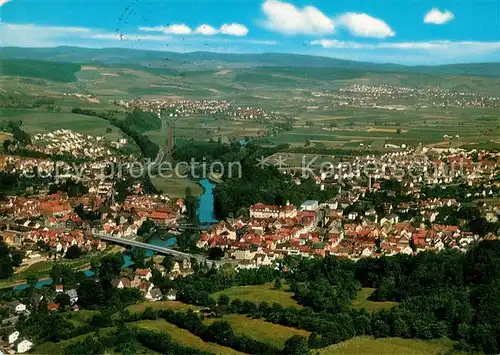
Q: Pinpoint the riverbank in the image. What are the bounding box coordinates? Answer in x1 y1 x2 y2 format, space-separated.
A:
0 245 126 290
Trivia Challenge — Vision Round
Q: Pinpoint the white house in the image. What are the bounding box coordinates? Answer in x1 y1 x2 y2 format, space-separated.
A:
361 247 373 258
348 212 359 220
135 269 152 280
7 329 19 344
66 289 78 305
166 289 177 301
300 200 319 211
8 301 26 313
16 339 34 353
145 288 163 302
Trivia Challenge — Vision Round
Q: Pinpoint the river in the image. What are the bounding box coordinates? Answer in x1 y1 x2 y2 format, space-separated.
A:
14 179 217 290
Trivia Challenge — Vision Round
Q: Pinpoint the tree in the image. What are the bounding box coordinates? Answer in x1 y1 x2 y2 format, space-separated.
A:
27 274 39 289
50 264 76 287
11 250 23 267
208 247 225 260
274 278 282 290
162 255 175 273
137 219 155 237
65 245 82 259
218 294 230 307
0 238 14 279
204 321 234 345
77 279 105 308
184 187 199 225
284 335 311 355
176 230 198 252
2 139 11 152
55 293 71 308
131 248 147 268
98 253 123 282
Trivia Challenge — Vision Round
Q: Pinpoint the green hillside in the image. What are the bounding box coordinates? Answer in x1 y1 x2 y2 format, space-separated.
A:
1 46 498 77
0 59 80 82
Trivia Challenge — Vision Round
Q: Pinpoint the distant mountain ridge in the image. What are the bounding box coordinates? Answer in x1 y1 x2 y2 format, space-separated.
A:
1 46 499 77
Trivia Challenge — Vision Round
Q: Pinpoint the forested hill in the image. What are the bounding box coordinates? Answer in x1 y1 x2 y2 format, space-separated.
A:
1 46 499 77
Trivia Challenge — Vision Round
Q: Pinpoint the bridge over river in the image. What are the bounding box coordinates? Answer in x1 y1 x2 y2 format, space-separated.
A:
94 233 223 267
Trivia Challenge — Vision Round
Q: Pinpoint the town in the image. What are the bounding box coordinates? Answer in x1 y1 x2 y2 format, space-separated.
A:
312 84 500 109
0 108 499 354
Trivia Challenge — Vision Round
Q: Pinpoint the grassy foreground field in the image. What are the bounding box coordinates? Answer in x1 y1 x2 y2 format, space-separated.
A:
35 327 116 354
126 300 200 313
65 309 98 327
135 319 244 355
352 288 398 312
316 336 456 355
211 281 301 309
204 314 310 349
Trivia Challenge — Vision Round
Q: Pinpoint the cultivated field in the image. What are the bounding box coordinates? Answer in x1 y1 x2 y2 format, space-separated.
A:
126 300 200 313
351 288 398 312
135 319 244 355
317 336 457 355
211 281 301 308
2 56 499 152
150 176 203 198
204 314 310 349
34 327 117 354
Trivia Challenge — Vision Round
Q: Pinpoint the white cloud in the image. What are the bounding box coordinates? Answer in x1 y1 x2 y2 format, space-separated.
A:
247 39 278 45
3 22 91 34
424 8 454 25
219 23 249 36
310 39 365 49
337 13 395 38
0 22 93 47
195 24 219 36
311 39 500 54
0 0 11 7
139 24 192 35
164 24 192 35
91 33 171 42
261 0 335 35
139 23 248 36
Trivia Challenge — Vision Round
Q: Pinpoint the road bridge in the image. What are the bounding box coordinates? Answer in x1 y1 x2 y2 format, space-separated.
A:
93 233 223 267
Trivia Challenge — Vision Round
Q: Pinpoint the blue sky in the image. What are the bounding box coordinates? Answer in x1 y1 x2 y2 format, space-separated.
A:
0 0 499 64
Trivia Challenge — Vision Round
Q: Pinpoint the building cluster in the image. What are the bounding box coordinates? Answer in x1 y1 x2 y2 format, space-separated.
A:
0 155 71 176
1 190 182 238
97 196 183 237
312 84 500 109
113 98 290 122
0 153 144 199
114 99 231 118
0 284 82 352
111 267 166 302
16 129 129 159
0 300 34 353
229 106 289 121
198 196 497 267
62 92 93 99
282 148 499 191
197 148 499 267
